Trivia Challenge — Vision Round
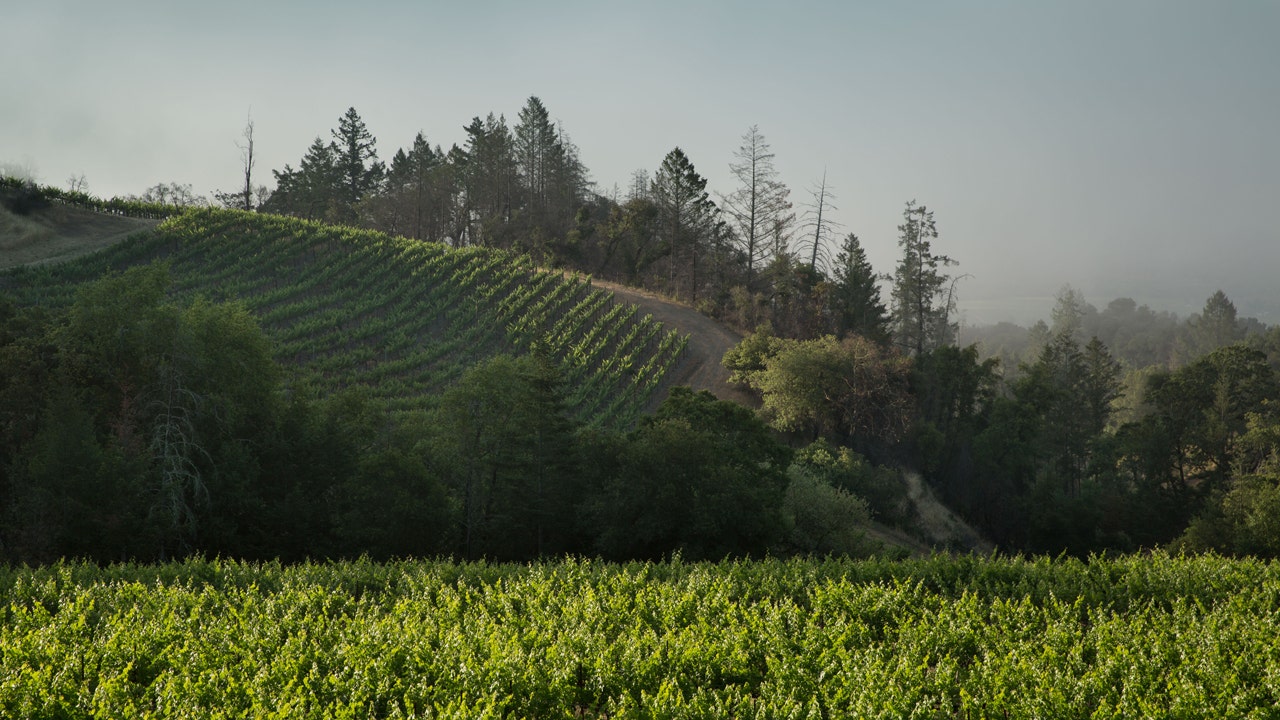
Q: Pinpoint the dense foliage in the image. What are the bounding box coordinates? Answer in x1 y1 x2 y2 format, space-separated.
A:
2 554 1277 718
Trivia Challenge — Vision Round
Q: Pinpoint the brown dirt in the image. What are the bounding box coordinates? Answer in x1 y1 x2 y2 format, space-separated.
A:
0 203 157 270
590 279 757 409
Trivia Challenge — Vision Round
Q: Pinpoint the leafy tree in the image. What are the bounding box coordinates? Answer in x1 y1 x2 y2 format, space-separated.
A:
792 439 912 527
1176 412 1280 556
430 353 578 560
584 387 789 560
736 334 912 447
890 200 957 355
830 232 890 344
1140 344 1278 495
781 463 882 557
133 182 207 207
2 265 283 561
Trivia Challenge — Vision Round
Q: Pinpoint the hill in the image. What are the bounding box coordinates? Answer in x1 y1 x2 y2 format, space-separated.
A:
0 202 156 270
0 207 687 427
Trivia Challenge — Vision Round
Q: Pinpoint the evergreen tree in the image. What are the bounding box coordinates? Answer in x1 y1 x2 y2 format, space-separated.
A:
330 107 384 223
830 232 889 344
514 96 561 223
459 113 517 246
1176 289 1244 364
890 200 957 355
650 148 718 302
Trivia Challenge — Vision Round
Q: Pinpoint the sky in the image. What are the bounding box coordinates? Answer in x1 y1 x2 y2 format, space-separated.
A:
4 0 1278 325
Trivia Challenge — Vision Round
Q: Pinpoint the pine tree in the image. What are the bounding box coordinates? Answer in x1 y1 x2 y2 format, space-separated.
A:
651 148 718 302
831 233 890 344
330 107 383 223
890 200 957 355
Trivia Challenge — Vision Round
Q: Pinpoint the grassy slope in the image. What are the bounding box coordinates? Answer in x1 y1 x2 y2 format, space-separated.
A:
0 207 687 426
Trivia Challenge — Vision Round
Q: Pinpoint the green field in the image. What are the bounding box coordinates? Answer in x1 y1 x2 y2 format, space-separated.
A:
2 554 1277 718
0 207 686 427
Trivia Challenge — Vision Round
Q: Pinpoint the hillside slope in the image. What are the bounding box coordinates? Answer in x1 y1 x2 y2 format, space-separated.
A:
0 203 156 269
592 279 756 409
1 203 992 553
1 208 686 427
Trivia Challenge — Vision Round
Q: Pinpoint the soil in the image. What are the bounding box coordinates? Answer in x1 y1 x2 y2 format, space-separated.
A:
0 202 157 270
590 279 758 409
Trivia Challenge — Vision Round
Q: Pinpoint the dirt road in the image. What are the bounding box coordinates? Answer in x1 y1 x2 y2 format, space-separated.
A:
590 279 757 410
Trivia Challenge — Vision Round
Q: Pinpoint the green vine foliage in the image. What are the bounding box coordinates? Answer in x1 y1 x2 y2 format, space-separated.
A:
0 554 1276 717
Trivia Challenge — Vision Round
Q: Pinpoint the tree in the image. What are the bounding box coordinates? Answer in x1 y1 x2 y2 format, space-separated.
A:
429 353 578 560
651 148 718 302
331 107 384 223
266 137 341 221
739 334 913 446
890 200 957 355
720 126 793 293
4 264 282 560
134 182 207 207
514 96 562 224
584 388 789 560
214 113 258 211
830 232 890 344
1176 290 1244 364
798 170 841 273
378 131 451 241
1049 285 1093 343
456 113 518 246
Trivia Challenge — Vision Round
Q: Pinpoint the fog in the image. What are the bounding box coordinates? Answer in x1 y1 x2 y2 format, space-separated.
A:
3 1 1277 326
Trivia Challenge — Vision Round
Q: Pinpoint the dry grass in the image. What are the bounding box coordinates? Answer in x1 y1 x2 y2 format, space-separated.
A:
0 202 156 269
0 205 53 251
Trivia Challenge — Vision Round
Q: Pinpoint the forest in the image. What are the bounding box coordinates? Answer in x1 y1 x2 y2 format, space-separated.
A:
4 96 1280 563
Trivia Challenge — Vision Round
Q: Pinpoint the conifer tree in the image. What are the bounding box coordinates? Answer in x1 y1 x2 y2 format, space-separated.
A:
721 126 792 294
331 107 383 223
831 233 890 344
890 200 956 355
651 148 718 301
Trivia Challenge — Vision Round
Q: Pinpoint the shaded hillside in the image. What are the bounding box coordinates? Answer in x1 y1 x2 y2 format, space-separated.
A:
0 202 156 270
0 208 687 427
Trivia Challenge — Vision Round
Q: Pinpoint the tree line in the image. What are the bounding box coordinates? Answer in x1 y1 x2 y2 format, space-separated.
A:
724 282 1280 556
223 100 959 348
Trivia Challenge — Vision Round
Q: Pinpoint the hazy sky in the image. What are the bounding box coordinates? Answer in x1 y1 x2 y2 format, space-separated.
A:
5 1 1278 324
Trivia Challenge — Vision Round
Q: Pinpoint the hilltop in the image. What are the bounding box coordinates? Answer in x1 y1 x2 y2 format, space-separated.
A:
1 206 694 427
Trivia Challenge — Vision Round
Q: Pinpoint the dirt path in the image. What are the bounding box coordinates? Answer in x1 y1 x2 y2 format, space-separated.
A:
591 279 757 409
0 203 157 270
